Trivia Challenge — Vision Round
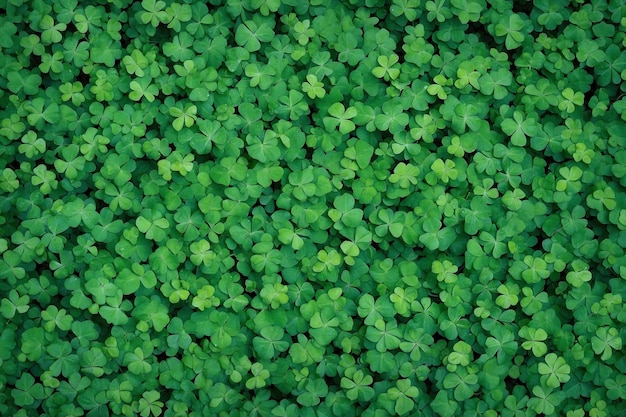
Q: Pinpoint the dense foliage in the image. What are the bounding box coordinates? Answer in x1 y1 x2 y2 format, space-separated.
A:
1 0 625 416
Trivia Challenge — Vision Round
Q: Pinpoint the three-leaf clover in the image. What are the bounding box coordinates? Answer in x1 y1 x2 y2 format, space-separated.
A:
372 54 401 80
558 88 584 113
341 368 375 401
40 15 67 44
136 209 170 242
387 379 419 415
253 326 290 359
494 13 528 49
170 103 197 131
129 78 159 102
365 319 402 352
519 326 548 357
235 19 274 52
323 102 357 134
0 289 30 319
7 70 42 95
591 327 622 360
501 110 540 146
302 74 326 99
11 373 45 407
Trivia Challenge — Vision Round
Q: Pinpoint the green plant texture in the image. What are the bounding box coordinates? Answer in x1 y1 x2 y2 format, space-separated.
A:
1 0 625 416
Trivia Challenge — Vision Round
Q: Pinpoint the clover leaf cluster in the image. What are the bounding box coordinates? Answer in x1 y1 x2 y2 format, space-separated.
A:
1 0 625 416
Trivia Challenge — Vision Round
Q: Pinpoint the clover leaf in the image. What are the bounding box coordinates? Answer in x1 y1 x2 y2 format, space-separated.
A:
591 327 622 361
302 74 326 99
387 379 420 415
136 209 170 242
501 110 540 146
341 368 375 401
494 13 528 50
538 353 571 387
372 54 401 81
519 326 548 357
0 289 30 319
1 2 624 416
235 18 274 52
